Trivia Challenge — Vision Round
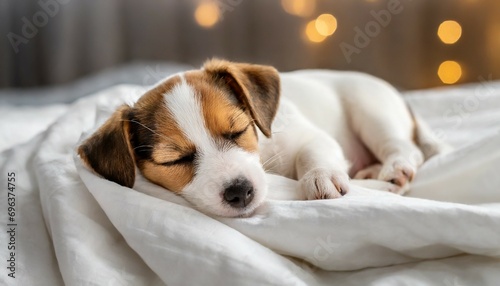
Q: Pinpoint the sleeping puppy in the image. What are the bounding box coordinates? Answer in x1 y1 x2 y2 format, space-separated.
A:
78 59 443 217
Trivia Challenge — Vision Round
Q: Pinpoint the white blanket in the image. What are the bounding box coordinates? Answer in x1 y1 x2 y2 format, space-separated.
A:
1 83 500 285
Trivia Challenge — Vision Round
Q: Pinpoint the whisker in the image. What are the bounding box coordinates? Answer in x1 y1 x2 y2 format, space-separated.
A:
262 154 285 173
133 145 155 151
262 151 285 168
121 119 171 142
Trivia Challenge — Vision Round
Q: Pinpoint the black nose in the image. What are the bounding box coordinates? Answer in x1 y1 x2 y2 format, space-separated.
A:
223 178 254 208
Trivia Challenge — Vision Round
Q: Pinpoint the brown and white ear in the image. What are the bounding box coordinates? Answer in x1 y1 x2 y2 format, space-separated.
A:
78 105 136 188
203 58 281 137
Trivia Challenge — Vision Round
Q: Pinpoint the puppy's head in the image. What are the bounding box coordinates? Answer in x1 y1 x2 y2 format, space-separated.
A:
78 59 280 217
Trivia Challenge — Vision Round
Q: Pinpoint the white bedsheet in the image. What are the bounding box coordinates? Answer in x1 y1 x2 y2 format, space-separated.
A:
1 83 500 285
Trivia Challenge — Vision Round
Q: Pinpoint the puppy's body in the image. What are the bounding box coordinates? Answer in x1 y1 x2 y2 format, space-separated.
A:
79 60 442 217
261 70 388 177
260 70 422 200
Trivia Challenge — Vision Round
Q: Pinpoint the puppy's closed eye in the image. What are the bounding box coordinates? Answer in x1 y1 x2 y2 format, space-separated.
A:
159 152 196 166
223 125 249 141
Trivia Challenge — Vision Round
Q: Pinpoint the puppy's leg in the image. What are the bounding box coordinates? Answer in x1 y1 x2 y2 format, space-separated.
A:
360 127 423 194
344 78 423 192
266 99 350 200
296 132 351 200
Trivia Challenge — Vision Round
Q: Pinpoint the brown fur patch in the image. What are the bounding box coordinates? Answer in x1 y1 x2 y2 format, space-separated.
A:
142 105 196 193
185 71 259 153
78 105 136 188
202 59 281 137
141 160 194 193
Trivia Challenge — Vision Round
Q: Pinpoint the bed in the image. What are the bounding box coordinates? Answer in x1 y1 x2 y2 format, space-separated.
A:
1 64 500 285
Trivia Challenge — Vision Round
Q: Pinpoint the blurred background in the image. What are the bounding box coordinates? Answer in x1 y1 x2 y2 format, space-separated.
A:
1 0 500 91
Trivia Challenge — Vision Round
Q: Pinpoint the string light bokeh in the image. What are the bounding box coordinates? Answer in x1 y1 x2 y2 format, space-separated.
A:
438 61 463 84
438 20 462 44
281 0 316 18
194 1 220 28
437 20 463 84
305 20 327 43
315 14 338 37
189 0 499 88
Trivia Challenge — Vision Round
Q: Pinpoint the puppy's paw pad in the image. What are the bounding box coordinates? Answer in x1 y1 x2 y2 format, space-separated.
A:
300 168 349 200
378 160 416 188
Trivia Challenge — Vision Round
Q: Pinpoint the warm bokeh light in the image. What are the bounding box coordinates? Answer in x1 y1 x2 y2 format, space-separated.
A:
194 2 220 28
315 14 337 36
437 20 462 44
305 20 326 43
281 0 316 17
438 61 462 84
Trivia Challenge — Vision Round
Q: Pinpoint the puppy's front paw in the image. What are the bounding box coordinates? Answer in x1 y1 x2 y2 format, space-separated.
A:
300 168 349 200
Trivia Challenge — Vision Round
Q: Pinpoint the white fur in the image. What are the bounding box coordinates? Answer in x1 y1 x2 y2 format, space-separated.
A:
163 78 267 217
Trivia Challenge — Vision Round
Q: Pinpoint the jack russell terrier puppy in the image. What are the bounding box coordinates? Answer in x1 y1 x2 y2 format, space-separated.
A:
78 59 445 217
